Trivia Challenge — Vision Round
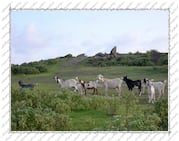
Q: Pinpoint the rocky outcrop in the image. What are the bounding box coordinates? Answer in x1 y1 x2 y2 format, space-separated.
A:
110 46 117 58
94 46 119 60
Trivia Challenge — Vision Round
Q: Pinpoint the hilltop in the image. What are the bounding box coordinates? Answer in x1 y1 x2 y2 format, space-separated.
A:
11 47 168 75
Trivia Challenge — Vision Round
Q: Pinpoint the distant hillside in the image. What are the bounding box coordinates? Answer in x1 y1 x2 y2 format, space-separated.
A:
11 48 168 75
82 50 168 67
62 54 87 67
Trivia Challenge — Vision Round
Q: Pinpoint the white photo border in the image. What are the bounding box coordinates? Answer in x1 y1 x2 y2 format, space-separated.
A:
0 0 178 141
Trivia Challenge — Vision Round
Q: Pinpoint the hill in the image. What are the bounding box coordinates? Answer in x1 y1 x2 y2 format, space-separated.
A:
11 48 168 75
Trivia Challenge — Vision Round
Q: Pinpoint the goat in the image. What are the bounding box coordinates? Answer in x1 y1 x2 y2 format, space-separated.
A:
97 74 123 96
139 78 149 96
123 76 142 95
147 81 155 104
146 79 167 98
75 77 98 95
54 76 79 92
18 80 35 88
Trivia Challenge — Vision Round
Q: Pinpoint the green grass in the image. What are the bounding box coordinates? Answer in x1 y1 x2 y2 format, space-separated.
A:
11 64 168 131
12 65 168 90
69 109 112 131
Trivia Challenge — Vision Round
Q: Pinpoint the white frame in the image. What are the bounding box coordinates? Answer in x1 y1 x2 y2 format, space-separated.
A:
0 0 178 141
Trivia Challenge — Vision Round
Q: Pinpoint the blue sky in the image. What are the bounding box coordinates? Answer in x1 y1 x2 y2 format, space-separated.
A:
11 10 168 64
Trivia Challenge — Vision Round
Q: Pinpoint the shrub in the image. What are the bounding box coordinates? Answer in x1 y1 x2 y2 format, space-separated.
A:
70 94 89 110
11 63 48 75
105 115 127 131
90 96 107 110
55 100 71 114
106 112 161 131
54 114 72 131
11 88 72 131
128 112 161 131
85 117 96 130
35 65 48 73
154 98 168 130
104 98 120 116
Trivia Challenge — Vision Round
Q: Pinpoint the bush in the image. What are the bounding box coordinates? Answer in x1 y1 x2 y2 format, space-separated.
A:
104 98 120 116
154 98 168 130
11 88 72 131
128 112 161 131
35 65 48 73
54 114 72 131
85 117 96 130
90 96 107 110
69 94 90 110
46 59 58 65
106 112 161 131
11 63 48 75
55 100 71 114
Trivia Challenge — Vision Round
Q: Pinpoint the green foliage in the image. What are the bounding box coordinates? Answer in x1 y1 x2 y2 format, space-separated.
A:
82 50 167 67
70 94 90 111
84 117 96 129
104 98 120 116
35 65 48 73
106 112 161 131
128 112 161 131
119 54 154 66
11 63 48 74
104 93 167 131
11 65 40 74
154 98 168 130
11 86 168 131
90 96 107 110
121 92 138 130
11 88 72 131
11 50 168 76
46 59 58 65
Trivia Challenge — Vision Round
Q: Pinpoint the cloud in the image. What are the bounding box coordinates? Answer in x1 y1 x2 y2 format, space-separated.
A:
105 32 168 54
11 24 168 64
12 23 53 64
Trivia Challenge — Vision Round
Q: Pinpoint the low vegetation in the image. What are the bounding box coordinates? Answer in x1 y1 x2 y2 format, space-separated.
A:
11 49 168 131
11 50 167 74
11 88 168 131
83 50 167 67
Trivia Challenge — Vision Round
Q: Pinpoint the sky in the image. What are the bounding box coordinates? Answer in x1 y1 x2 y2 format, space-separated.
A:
11 10 168 64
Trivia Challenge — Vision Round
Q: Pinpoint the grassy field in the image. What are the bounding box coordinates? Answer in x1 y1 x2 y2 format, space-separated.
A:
11 64 168 131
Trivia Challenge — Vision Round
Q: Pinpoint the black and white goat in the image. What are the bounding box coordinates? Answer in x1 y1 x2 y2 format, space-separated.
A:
123 76 142 95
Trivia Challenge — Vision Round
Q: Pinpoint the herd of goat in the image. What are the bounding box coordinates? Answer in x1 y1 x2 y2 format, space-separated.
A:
18 74 167 104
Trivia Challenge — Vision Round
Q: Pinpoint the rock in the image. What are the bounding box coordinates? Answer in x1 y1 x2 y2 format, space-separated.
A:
94 46 119 60
110 46 117 58
95 52 105 57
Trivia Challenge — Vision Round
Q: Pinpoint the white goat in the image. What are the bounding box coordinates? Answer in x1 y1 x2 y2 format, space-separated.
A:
54 76 80 92
147 81 155 104
146 79 167 98
97 74 123 96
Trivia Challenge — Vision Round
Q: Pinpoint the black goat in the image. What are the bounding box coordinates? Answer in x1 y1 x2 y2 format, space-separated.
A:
123 76 142 95
18 80 35 88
